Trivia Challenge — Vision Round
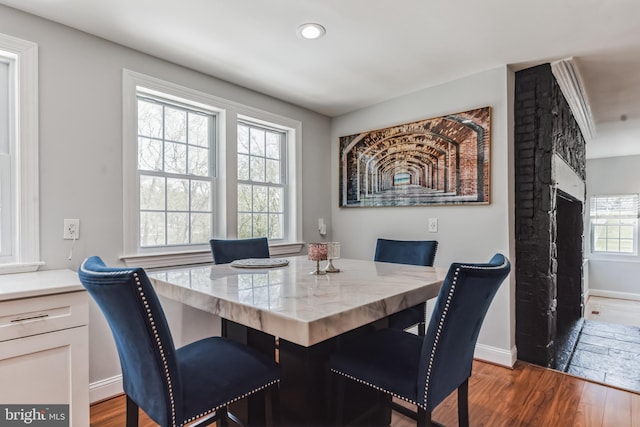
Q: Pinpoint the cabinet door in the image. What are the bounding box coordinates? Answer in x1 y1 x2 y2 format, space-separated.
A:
0 326 89 426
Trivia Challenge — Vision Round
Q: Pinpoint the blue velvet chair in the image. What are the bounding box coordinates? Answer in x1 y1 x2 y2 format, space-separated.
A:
330 254 510 427
210 237 270 264
374 238 439 335
78 256 280 427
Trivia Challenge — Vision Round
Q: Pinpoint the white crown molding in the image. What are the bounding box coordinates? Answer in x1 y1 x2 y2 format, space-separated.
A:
551 58 596 142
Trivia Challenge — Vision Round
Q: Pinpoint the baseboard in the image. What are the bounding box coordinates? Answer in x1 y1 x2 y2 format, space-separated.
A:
90 375 123 404
474 343 517 367
588 289 640 302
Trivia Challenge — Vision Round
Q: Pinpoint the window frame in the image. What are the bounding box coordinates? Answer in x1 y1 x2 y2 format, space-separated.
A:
136 93 217 249
122 70 303 268
589 194 639 257
237 118 288 241
0 33 41 274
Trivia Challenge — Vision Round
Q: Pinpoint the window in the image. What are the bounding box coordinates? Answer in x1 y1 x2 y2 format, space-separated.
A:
137 95 215 248
237 121 286 240
0 34 40 273
123 70 303 268
590 194 639 255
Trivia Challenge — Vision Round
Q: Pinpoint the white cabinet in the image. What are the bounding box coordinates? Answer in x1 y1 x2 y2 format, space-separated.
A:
0 272 88 426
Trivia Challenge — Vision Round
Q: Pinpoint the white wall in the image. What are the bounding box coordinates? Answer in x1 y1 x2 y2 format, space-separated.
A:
330 67 517 365
0 4 332 399
586 154 640 299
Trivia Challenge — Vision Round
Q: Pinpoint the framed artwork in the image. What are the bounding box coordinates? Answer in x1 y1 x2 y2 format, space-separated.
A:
339 106 491 207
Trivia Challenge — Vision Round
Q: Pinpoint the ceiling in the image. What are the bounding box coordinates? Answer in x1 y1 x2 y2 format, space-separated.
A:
2 0 640 126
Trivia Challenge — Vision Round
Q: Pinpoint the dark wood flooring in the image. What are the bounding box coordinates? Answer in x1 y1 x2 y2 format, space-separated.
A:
90 359 640 427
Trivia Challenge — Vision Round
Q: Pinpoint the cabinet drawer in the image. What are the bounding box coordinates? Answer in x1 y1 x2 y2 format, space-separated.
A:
0 291 88 341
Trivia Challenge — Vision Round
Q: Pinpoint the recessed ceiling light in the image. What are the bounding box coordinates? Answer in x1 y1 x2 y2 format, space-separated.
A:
297 23 326 40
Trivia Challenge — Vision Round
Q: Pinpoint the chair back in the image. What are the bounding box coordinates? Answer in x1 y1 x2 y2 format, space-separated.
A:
210 237 270 264
374 238 438 266
78 256 182 426
417 253 510 411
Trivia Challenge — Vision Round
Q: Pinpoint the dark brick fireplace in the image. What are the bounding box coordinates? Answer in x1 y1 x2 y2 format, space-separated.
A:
514 64 587 369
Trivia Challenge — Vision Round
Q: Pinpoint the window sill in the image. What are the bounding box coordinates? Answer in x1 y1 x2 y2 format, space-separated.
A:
0 262 45 275
121 242 305 269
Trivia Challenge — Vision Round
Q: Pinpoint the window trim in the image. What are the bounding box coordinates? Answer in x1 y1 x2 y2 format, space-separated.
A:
122 70 303 268
589 194 639 257
0 33 41 274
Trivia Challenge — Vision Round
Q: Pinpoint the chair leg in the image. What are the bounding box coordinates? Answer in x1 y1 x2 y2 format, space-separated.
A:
417 407 433 427
457 379 469 427
333 374 347 427
125 395 139 427
265 383 280 427
418 322 426 336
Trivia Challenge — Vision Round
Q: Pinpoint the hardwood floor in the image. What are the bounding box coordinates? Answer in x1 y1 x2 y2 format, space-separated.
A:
90 360 640 427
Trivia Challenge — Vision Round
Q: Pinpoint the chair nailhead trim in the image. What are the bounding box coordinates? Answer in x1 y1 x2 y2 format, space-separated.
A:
81 259 281 427
330 369 424 409
133 271 179 427
422 258 508 408
178 380 280 427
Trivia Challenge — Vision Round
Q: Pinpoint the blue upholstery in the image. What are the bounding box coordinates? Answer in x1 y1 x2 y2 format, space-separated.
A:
78 256 280 427
209 237 270 264
330 253 510 426
374 239 438 267
374 239 438 332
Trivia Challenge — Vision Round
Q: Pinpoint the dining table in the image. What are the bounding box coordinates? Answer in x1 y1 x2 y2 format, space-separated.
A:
148 255 446 426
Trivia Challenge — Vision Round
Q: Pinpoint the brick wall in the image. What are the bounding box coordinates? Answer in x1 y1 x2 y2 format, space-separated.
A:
514 64 586 368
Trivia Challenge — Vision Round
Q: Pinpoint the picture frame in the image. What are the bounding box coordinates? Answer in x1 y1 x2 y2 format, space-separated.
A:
339 106 491 207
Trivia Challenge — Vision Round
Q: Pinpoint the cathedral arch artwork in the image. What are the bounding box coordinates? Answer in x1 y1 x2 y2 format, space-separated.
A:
339 107 491 207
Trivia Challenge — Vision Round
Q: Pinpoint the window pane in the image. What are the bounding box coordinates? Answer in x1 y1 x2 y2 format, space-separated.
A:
136 92 215 251
138 138 162 171
165 141 187 174
620 239 634 253
266 159 281 184
191 213 211 243
189 113 209 147
167 178 188 211
238 184 252 212
266 132 280 159
140 175 165 210
138 100 163 138
606 225 620 239
269 187 283 212
620 225 635 239
238 213 252 238
606 239 620 252
250 128 265 156
191 181 211 212
250 156 265 182
238 124 249 154
594 236 607 252
269 214 283 239
165 106 186 142
188 146 209 176
238 154 250 181
253 213 268 237
253 186 268 212
140 212 166 246
167 212 189 245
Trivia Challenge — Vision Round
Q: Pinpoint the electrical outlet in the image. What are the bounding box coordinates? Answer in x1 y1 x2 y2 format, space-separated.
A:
64 219 80 240
428 217 438 233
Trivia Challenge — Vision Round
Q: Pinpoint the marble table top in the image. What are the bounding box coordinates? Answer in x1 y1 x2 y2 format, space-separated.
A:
149 256 446 347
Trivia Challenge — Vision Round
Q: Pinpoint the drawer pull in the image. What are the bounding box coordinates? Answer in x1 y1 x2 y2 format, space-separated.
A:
10 314 50 323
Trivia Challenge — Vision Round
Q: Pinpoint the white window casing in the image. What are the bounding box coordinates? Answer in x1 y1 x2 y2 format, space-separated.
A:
0 33 41 274
122 70 303 268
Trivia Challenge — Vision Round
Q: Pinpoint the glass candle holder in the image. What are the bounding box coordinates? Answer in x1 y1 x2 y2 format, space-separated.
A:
307 243 328 275
325 242 341 273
